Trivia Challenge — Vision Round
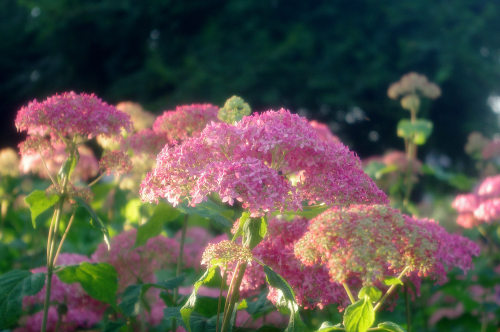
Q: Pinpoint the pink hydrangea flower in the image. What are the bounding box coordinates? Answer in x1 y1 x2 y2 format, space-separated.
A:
152 103 219 142
452 175 500 227
141 109 387 216
99 150 132 176
15 91 131 141
17 254 105 332
92 229 179 291
294 205 479 288
125 129 168 157
19 144 99 181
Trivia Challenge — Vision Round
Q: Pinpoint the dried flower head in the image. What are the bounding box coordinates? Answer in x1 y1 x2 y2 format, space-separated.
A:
141 109 387 216
0 148 20 177
153 103 219 142
217 95 251 123
387 72 441 100
201 240 253 267
15 91 132 141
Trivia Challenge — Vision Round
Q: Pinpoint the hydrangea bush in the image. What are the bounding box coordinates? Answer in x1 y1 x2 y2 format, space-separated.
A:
0 83 494 332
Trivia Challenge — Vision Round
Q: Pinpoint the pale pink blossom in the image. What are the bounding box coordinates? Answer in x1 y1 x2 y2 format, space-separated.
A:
15 91 131 141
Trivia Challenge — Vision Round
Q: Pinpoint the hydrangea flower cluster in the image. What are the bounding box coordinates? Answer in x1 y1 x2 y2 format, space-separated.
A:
201 240 253 267
20 144 99 181
153 103 219 143
452 175 500 227
294 205 479 287
141 109 387 216
116 101 156 132
91 229 179 291
235 217 349 309
99 150 133 176
15 91 132 141
0 147 20 177
387 72 441 100
16 254 105 332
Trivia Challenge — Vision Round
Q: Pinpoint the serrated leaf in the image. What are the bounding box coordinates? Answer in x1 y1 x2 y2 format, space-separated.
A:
383 276 403 286
74 196 110 250
317 321 344 331
0 270 45 328
262 265 307 332
57 262 117 306
24 190 60 228
343 298 375 332
180 266 217 332
358 286 382 302
397 119 433 145
135 203 180 247
177 198 233 230
377 321 406 332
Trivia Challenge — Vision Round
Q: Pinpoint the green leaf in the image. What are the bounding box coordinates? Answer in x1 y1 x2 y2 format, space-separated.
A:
317 321 344 331
24 190 60 228
343 298 375 332
180 266 217 332
0 270 45 328
376 321 406 332
383 277 403 286
58 147 79 182
135 203 180 247
262 264 307 332
397 119 433 145
74 196 111 250
358 286 382 302
119 284 142 316
243 217 267 249
57 262 117 306
177 198 233 230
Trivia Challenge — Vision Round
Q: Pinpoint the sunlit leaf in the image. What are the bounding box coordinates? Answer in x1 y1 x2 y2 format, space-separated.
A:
25 190 60 228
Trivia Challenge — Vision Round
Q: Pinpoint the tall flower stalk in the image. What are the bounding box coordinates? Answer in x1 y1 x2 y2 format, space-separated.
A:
15 91 131 332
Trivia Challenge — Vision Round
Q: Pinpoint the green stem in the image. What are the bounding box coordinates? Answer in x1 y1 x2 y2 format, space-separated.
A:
172 214 189 332
342 282 356 304
221 262 247 332
41 198 65 332
374 266 410 312
405 283 412 332
216 268 228 332
41 145 75 332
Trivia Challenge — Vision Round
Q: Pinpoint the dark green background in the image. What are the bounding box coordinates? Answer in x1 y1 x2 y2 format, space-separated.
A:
2 0 500 167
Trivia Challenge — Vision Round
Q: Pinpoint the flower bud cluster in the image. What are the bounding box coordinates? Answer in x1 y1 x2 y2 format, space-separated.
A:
387 72 441 100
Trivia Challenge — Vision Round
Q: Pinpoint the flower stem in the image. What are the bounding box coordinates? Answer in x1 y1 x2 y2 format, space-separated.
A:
342 282 356 304
216 268 228 332
405 283 412 332
374 266 410 312
220 262 247 332
172 214 189 332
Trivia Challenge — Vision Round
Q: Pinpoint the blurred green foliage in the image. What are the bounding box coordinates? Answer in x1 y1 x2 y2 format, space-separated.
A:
2 0 500 161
